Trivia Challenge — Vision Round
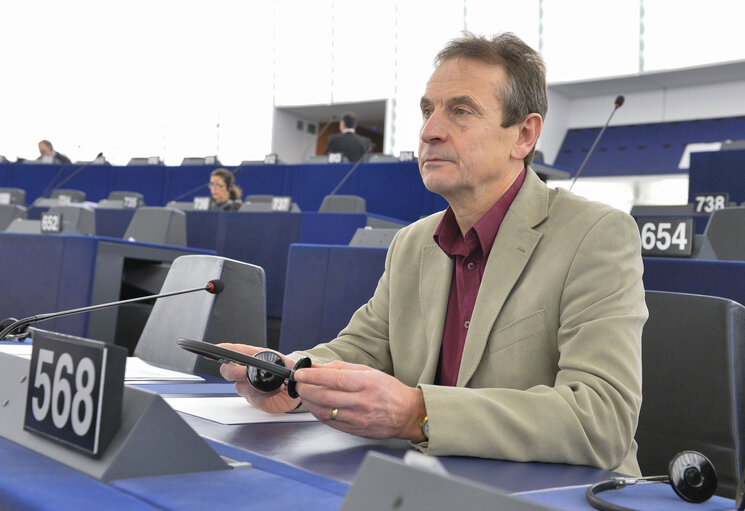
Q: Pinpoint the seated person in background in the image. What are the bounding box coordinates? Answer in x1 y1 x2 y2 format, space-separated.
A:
209 168 242 211
37 139 71 164
323 112 372 162
221 33 647 475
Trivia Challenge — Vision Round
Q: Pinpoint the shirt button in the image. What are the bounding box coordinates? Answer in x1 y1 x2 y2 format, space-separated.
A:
467 262 475 270
464 320 470 329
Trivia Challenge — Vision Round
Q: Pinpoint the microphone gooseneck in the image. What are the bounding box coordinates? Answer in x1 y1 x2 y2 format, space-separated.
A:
569 95 625 191
0 280 225 341
328 145 374 197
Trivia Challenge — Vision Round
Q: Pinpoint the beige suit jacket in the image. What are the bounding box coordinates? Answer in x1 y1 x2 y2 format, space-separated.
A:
296 168 647 475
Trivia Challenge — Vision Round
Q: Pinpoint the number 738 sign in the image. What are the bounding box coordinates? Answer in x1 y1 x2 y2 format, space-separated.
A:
636 217 694 257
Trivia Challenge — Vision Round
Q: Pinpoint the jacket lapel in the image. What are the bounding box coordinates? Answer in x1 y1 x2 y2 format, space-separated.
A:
418 242 453 384
456 169 550 387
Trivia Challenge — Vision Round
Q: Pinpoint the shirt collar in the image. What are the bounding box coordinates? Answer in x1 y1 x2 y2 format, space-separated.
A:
433 168 526 258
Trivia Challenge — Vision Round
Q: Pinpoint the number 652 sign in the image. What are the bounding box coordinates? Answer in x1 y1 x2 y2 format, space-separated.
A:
636 217 694 257
24 331 126 457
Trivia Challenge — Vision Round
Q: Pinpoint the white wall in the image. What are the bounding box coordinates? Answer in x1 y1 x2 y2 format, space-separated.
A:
271 110 321 164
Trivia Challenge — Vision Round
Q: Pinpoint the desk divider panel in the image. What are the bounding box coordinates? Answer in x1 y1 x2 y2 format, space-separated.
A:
643 258 745 307
279 244 387 353
216 212 302 318
341 451 555 511
0 233 98 337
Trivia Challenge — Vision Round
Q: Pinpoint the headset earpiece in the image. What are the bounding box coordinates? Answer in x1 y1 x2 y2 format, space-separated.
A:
668 451 717 503
586 450 717 511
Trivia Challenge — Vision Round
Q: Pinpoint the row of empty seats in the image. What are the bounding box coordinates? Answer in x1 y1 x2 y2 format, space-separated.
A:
0 186 366 214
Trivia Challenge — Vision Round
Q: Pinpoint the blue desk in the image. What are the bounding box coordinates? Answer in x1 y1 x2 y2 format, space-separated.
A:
0 233 215 345
15 210 369 319
0 161 448 223
0 361 737 511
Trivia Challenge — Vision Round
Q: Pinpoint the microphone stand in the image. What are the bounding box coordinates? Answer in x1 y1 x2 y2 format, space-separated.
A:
569 96 625 191
0 280 223 341
44 159 97 198
328 146 373 196
171 183 210 202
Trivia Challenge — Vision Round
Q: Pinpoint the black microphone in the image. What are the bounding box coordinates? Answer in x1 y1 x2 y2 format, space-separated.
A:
41 152 107 199
171 182 211 202
327 145 374 197
0 279 224 341
569 95 625 191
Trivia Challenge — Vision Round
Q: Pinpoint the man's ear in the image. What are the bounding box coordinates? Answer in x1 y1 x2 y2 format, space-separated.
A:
510 113 543 161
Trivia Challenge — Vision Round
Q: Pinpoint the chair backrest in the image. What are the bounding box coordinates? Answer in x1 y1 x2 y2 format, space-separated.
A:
319 194 366 213
127 156 162 166
366 153 399 163
107 191 145 207
134 255 266 376
239 196 300 213
637 290 745 498
0 187 26 206
4 218 81 235
629 204 695 216
123 207 187 246
349 227 399 248
181 156 220 166
51 189 86 203
244 195 275 203
0 204 27 231
165 200 195 211
704 207 745 261
48 205 96 235
238 202 275 212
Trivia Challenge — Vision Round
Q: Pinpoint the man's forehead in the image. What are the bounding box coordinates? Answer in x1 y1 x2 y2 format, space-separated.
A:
423 58 505 101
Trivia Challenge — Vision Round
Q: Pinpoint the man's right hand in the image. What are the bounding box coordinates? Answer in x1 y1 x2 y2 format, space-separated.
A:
218 343 301 414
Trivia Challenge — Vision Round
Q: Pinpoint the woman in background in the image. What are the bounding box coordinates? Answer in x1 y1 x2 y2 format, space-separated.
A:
209 168 242 211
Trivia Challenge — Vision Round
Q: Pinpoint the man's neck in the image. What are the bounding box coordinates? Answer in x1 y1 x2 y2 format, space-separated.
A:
342 128 355 134
450 169 524 234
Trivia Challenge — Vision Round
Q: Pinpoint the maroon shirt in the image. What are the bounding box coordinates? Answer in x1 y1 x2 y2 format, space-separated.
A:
432 169 526 386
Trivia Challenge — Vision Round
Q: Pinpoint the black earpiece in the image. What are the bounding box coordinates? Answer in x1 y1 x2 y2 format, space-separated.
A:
0 317 29 340
586 451 717 511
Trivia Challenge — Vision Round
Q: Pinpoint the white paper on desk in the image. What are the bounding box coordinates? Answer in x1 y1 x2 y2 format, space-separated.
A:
0 344 33 358
164 396 319 425
125 357 204 382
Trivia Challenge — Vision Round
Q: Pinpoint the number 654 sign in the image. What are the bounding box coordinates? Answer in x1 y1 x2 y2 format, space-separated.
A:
636 217 694 257
24 331 126 456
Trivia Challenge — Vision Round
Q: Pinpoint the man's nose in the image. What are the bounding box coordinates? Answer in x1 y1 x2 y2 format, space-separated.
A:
420 111 448 144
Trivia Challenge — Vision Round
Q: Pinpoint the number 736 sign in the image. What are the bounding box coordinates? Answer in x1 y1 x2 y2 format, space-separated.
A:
636 217 694 257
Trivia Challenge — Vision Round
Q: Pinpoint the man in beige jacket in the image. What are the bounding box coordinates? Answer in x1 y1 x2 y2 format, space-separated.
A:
221 33 647 476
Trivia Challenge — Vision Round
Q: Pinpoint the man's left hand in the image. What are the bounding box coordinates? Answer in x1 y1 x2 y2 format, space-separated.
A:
292 360 427 442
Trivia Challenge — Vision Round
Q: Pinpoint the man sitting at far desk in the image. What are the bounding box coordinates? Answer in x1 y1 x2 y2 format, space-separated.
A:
221 32 647 476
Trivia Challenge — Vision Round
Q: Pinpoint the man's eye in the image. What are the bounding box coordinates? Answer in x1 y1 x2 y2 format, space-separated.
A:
454 108 469 116
422 109 432 118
